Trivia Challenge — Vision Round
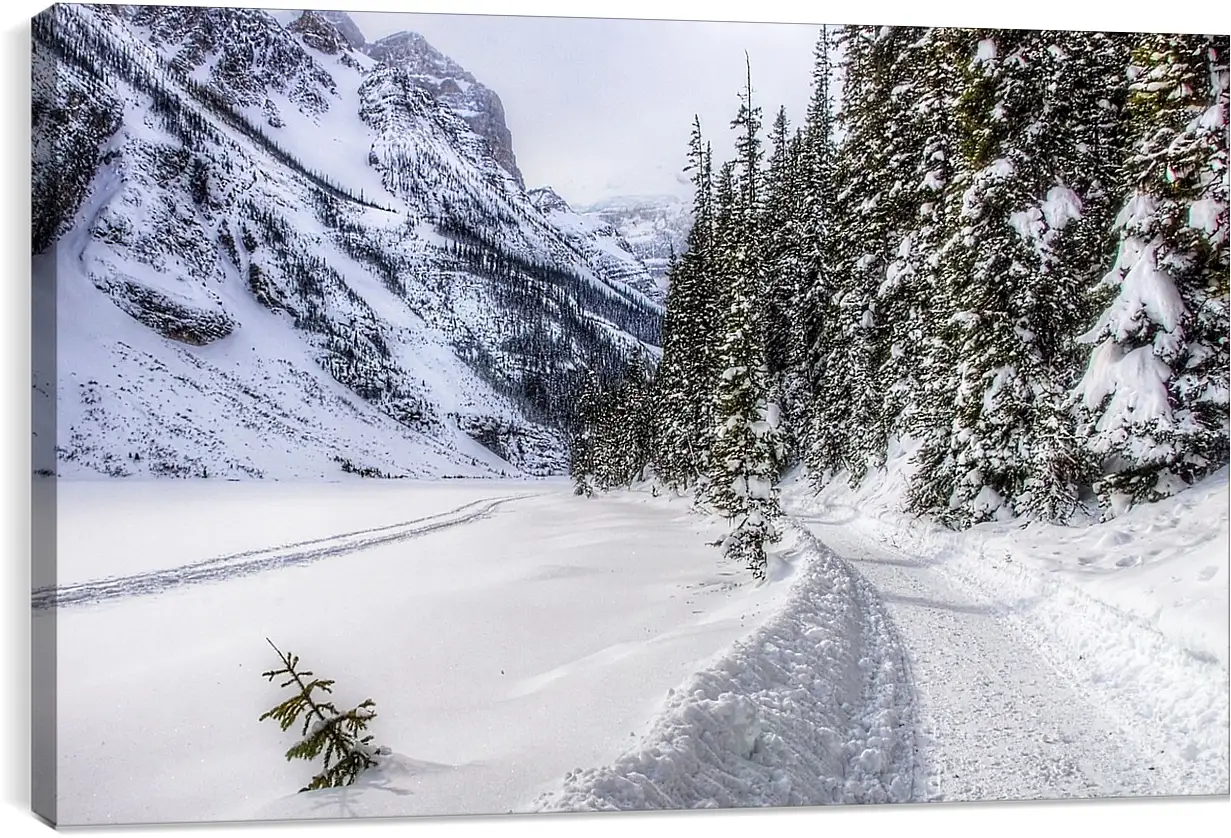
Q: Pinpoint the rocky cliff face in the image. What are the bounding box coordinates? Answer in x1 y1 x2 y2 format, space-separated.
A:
32 3 658 480
319 9 367 50
361 28 524 189
129 5 339 126
287 10 355 57
284 9 524 188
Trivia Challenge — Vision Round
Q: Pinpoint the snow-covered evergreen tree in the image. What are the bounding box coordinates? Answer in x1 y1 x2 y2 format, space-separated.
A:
810 25 927 485
793 27 841 476
567 370 602 495
876 28 962 447
762 106 809 462
259 640 384 792
584 353 656 490
763 105 801 378
653 117 718 490
707 62 786 579
1075 33 1230 516
908 29 1131 526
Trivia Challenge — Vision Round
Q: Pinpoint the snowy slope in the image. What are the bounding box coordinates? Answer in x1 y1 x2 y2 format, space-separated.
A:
529 186 664 304
577 193 693 293
33 5 661 479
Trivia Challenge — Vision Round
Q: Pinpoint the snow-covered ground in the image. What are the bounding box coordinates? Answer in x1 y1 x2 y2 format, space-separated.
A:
37 457 1229 825
40 479 808 824
781 442 1230 800
533 516 917 811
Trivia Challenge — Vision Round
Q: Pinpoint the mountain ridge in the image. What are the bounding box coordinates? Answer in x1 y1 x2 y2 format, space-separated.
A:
33 3 660 480
577 193 693 291
529 185 666 304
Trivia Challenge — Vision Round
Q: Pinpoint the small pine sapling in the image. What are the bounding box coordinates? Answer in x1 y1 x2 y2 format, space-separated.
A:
259 639 386 792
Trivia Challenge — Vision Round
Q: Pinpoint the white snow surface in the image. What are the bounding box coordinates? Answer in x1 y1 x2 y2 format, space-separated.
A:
37 452 1229 823
41 480 821 824
38 399 1231 825
534 517 917 811
782 441 1229 800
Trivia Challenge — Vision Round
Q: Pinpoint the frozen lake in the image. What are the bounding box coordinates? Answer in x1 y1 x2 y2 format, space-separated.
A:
39 478 793 824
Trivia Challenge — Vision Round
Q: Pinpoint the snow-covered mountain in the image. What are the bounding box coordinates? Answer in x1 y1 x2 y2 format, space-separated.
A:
362 31 524 189
577 194 693 291
292 8 525 187
528 186 664 304
32 4 662 480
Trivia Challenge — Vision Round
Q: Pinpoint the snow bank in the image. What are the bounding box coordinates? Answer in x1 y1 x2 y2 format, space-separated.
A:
533 520 917 811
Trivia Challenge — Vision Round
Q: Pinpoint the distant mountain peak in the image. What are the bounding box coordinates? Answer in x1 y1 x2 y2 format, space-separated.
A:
529 186 665 305
527 186 571 214
578 195 693 293
318 9 366 49
363 29 523 188
366 30 474 81
578 193 689 213
288 10 352 55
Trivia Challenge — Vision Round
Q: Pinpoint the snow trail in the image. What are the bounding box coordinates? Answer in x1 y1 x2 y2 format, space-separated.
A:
34 494 535 610
788 503 1229 800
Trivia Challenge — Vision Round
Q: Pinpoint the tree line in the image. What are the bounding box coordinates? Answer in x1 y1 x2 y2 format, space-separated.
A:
570 26 1229 579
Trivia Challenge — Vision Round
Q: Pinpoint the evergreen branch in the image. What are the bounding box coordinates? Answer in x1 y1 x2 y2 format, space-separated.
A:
259 639 383 792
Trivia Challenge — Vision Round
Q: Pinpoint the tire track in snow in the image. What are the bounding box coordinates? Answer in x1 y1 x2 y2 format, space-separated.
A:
33 494 535 610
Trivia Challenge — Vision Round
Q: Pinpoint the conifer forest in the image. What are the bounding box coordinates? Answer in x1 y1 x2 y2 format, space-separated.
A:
569 27 1230 579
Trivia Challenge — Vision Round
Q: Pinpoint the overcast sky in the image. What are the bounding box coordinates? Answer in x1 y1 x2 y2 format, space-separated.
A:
278 8 822 207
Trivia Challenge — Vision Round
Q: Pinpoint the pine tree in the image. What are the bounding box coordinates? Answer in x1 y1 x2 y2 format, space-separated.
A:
707 61 786 580
654 118 719 490
763 105 800 382
908 29 1131 526
761 106 811 465
810 26 926 485
876 28 962 449
568 370 602 495
259 640 384 793
1075 33 1230 516
570 352 657 491
795 26 844 484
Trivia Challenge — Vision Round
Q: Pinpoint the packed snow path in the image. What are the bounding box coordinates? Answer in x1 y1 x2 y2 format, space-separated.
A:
789 506 1229 800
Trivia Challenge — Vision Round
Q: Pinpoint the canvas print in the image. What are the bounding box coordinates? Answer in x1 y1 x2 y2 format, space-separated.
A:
30 1 1230 826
